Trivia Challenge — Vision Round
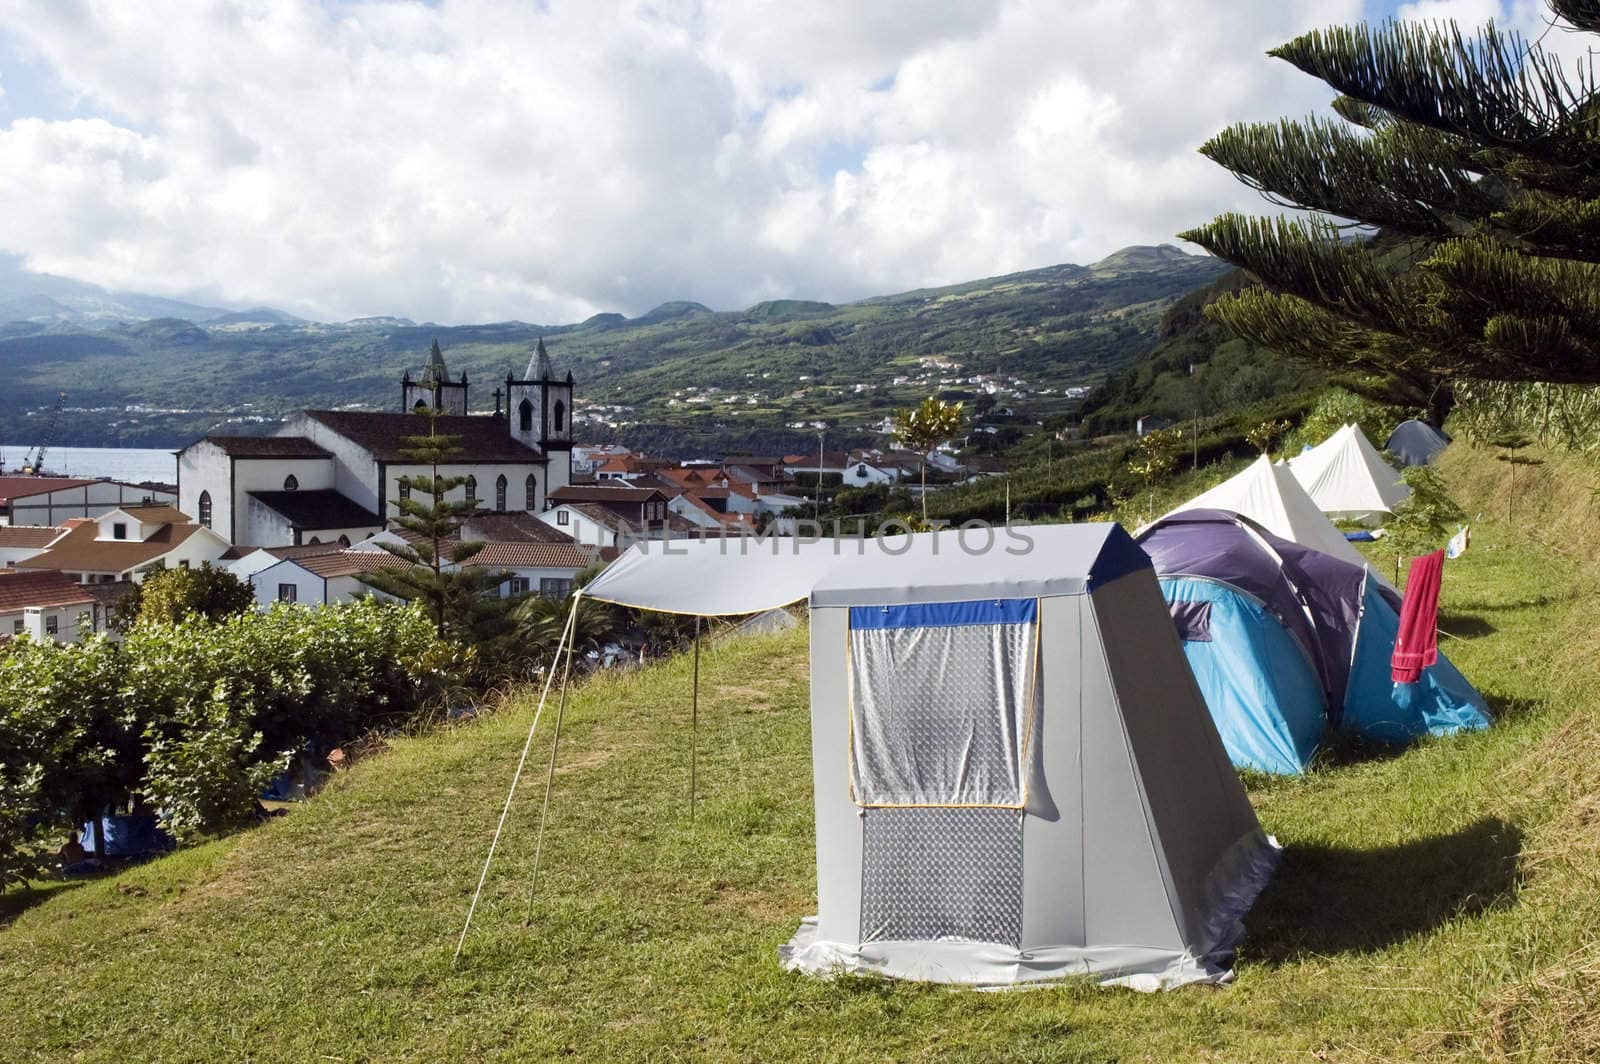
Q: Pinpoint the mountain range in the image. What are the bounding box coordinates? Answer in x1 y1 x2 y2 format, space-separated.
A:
0 245 1228 455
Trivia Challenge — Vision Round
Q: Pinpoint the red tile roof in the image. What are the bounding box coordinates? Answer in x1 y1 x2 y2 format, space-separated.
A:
460 542 598 570
0 477 97 504
549 484 667 504
0 570 97 612
196 435 333 458
15 520 210 574
304 410 545 463
292 551 412 578
0 525 67 549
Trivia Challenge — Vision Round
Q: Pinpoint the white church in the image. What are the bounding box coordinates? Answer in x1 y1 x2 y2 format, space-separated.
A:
177 340 574 548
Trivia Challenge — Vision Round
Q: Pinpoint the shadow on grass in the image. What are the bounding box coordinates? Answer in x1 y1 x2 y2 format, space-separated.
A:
1246 816 1522 964
0 880 82 928
1439 611 1497 639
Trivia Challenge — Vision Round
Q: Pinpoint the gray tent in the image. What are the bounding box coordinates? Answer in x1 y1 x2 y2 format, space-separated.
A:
1386 419 1450 467
579 525 1280 988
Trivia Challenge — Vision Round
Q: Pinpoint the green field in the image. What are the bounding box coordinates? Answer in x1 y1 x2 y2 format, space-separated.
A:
2 441 1597 1061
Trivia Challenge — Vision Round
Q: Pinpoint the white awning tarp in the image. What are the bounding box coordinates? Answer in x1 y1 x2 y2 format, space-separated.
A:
582 524 1145 614
1288 422 1410 518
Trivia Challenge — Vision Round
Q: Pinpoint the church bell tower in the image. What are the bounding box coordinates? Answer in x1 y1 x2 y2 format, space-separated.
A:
505 337 573 455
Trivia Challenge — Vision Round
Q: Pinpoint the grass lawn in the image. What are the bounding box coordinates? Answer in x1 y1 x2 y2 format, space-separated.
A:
2 443 1598 1061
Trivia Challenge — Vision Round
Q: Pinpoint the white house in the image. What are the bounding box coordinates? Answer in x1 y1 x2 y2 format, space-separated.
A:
0 525 68 568
459 541 596 599
0 476 176 526
17 506 232 584
840 460 897 488
250 550 409 609
177 340 575 548
0 570 101 642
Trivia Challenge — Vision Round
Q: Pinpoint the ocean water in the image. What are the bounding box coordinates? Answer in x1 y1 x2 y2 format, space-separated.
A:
0 446 177 485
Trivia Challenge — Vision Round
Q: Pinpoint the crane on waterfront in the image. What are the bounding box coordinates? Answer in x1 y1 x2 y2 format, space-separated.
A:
20 391 66 475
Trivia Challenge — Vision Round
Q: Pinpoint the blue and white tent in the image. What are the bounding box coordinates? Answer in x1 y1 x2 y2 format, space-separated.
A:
1137 510 1491 774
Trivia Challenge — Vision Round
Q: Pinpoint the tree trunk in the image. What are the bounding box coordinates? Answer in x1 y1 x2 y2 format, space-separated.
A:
920 458 928 522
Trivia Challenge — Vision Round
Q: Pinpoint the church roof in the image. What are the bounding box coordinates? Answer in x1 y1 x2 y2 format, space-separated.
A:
199 436 332 459
302 411 546 464
247 489 384 531
423 338 449 382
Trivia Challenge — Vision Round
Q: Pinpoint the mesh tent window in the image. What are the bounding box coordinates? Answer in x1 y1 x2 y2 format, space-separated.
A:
847 599 1039 808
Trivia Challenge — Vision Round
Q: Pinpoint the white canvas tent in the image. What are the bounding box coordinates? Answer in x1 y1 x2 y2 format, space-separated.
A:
571 526 1280 989
1288 423 1410 519
1156 455 1376 573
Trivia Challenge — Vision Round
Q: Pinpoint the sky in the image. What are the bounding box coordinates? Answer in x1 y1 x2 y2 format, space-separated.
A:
0 0 1566 324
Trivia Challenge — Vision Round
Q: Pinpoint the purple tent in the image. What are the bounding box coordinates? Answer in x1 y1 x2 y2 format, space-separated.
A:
1137 509 1367 722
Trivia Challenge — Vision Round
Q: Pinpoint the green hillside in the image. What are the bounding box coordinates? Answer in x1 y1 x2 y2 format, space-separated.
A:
0 248 1227 454
3 440 1598 1061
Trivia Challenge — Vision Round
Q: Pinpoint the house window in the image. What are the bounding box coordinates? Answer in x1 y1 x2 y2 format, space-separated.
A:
519 398 534 432
11 619 21 635
509 576 530 595
540 577 573 598
179 560 190 570
553 399 566 433
495 474 508 512
284 474 299 491
198 491 212 528
556 509 569 526
465 475 477 504
45 615 58 635
525 474 537 510
278 583 297 603
113 522 128 540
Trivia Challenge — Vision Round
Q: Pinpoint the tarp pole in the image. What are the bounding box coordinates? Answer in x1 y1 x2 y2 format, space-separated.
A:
690 615 701 825
451 596 577 967
524 592 582 924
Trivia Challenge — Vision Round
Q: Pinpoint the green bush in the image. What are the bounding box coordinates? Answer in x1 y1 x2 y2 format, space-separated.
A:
0 600 442 878
118 563 257 631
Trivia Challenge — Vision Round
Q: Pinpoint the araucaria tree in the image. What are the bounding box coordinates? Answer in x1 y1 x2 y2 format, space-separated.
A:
892 396 965 521
359 411 512 649
1182 1 1600 423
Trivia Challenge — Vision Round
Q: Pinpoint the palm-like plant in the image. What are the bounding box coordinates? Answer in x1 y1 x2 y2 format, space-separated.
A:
892 396 965 521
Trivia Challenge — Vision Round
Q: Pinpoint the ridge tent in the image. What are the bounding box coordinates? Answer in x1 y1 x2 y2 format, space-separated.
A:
1155 454 1377 574
1136 510 1491 774
1386 420 1451 468
578 526 1280 989
1287 423 1410 520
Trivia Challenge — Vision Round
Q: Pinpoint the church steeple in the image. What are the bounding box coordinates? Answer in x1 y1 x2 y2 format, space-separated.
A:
401 338 469 414
526 337 553 381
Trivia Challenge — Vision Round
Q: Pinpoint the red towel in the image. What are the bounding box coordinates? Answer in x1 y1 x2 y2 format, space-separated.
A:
1392 549 1445 683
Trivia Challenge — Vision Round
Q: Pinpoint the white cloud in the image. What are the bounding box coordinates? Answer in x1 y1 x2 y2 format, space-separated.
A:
0 0 1375 323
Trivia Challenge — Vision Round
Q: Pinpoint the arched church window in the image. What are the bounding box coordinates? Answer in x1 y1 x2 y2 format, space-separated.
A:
338 535 350 547
525 474 537 510
465 475 477 504
284 474 299 491
308 536 322 546
198 490 212 528
414 398 428 411
519 398 534 433
495 474 507 512
553 399 566 432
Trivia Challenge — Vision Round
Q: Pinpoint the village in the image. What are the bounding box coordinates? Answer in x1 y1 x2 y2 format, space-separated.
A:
0 339 989 645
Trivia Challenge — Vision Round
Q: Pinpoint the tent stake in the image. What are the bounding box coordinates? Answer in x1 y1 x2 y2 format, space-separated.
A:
690 615 701 826
451 598 577 968
525 593 582 925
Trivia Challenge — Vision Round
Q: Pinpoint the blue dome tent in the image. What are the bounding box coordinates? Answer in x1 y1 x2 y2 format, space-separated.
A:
1137 509 1491 773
